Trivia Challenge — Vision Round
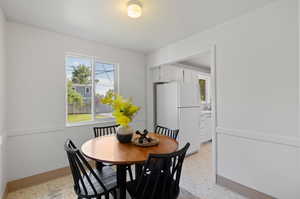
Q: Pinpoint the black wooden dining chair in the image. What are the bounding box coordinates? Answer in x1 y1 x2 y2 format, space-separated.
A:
154 125 179 140
94 124 119 171
64 139 117 199
126 143 190 199
134 125 180 180
93 125 134 181
94 124 119 137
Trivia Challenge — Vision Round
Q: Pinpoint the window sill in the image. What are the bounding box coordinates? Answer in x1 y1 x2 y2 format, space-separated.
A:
66 119 116 128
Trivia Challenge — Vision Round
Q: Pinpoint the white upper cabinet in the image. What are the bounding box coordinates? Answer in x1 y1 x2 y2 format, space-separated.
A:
152 66 161 82
182 68 198 83
151 65 200 87
160 65 178 82
151 65 182 83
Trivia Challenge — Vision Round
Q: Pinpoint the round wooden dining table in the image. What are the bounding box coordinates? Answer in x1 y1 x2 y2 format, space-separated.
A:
81 133 178 199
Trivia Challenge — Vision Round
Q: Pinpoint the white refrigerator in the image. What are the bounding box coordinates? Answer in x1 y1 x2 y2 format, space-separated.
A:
156 81 201 155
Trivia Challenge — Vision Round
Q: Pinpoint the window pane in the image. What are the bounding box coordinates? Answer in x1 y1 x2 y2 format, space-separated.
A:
66 56 92 123
199 79 206 102
94 61 115 119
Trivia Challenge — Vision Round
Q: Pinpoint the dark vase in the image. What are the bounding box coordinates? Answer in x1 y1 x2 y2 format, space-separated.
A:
116 126 133 143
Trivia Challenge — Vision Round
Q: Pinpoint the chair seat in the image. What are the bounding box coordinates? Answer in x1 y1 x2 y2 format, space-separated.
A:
77 167 117 198
96 161 113 169
126 174 180 199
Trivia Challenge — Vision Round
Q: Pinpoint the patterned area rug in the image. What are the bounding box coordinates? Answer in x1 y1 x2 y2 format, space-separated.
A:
7 175 200 199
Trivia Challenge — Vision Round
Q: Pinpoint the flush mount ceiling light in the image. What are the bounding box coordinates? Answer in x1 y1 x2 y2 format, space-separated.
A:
127 0 142 18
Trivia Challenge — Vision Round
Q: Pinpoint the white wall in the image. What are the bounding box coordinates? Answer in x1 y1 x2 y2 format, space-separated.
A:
0 8 7 197
6 22 146 181
147 0 300 198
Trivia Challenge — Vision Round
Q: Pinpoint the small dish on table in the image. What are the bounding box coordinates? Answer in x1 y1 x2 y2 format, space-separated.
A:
132 130 160 147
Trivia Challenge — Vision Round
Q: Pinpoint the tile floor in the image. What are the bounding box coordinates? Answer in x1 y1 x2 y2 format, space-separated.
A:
180 142 247 199
7 142 247 199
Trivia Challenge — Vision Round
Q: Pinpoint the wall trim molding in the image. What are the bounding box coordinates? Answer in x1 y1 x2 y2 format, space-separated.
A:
216 127 300 148
217 175 275 199
7 120 146 138
7 127 65 138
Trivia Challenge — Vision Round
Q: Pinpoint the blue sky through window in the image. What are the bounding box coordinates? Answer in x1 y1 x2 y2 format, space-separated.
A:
66 56 92 79
66 56 115 96
95 61 114 96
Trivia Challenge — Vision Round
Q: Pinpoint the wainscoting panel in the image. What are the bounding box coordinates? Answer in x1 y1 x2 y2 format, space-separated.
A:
216 128 300 199
7 120 145 181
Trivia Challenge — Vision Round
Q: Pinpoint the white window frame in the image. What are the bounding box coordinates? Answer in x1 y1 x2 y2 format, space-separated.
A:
65 53 119 127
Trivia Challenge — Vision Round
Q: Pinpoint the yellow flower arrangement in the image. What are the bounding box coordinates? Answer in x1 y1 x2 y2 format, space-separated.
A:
101 91 140 127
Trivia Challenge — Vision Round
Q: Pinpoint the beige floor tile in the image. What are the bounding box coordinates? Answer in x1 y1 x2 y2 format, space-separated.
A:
180 142 248 199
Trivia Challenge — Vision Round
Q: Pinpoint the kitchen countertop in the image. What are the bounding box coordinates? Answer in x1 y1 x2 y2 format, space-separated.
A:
201 110 212 114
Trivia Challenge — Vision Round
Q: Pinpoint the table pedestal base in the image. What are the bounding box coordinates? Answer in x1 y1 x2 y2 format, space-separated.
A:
117 165 127 199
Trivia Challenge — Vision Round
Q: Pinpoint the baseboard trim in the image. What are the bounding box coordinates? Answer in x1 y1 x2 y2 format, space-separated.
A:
7 166 71 193
6 161 96 193
2 185 8 199
217 175 275 199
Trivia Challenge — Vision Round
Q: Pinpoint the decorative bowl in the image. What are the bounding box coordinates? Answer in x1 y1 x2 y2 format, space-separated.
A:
132 136 159 147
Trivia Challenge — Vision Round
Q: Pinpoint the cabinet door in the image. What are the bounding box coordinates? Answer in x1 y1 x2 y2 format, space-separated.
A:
177 68 184 82
182 69 192 83
200 114 212 142
205 117 212 141
159 66 168 82
160 65 181 82
151 67 161 82
182 69 199 83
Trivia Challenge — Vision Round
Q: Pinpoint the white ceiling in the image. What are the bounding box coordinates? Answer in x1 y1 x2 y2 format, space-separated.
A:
0 0 275 53
180 52 211 69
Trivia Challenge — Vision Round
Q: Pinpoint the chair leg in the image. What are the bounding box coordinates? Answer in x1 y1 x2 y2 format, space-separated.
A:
111 189 117 199
127 165 133 181
135 163 143 180
105 193 109 199
96 162 104 171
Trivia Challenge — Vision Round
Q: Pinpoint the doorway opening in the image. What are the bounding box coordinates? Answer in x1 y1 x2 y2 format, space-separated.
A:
150 45 217 198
